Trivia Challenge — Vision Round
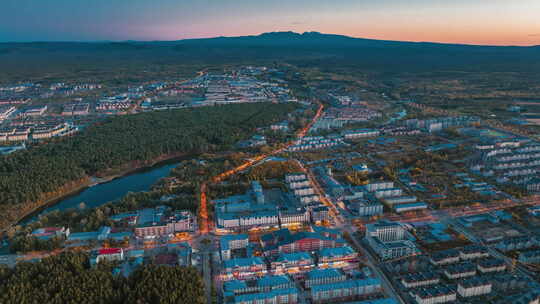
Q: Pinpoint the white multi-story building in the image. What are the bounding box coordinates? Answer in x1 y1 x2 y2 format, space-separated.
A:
430 249 460 266
92 248 124 265
365 220 418 260
286 173 308 183
237 211 279 228
0 106 16 120
349 199 383 217
366 221 405 242
410 286 456 304
471 141 540 191
278 208 310 227
20 105 47 117
365 181 394 192
374 188 403 198
288 180 311 189
166 211 196 232
293 187 315 197
342 129 380 140
31 123 69 139
401 272 440 289
443 263 476 279
220 234 249 260
457 278 492 298
459 245 490 260
477 258 506 274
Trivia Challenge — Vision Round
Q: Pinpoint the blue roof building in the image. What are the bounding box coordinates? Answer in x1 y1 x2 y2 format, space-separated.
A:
343 299 398 304
224 257 265 269
311 278 382 303
257 275 293 290
394 202 428 213
224 280 249 293
275 252 313 263
319 246 356 259
67 231 99 242
232 287 298 304
305 268 347 288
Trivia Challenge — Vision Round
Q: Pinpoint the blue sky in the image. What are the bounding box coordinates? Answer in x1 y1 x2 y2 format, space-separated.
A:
1 0 539 45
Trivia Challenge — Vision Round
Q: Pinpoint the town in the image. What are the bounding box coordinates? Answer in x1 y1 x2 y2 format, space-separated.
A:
2 63 540 304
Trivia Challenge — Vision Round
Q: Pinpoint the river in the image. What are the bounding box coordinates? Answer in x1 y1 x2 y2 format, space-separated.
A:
22 161 180 224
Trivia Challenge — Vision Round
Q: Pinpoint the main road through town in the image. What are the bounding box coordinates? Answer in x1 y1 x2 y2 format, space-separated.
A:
198 101 324 234
197 101 324 304
293 158 407 303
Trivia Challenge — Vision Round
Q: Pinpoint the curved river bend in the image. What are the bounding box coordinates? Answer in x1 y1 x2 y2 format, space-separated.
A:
22 162 179 224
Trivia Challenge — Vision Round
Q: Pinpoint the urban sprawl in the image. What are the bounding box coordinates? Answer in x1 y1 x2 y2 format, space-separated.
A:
2 66 540 304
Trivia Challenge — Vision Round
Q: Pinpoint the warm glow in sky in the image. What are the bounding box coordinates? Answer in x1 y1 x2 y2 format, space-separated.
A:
1 0 539 46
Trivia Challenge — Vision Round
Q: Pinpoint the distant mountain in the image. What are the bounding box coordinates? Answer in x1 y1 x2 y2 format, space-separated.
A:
163 31 540 73
172 31 539 49
0 31 539 79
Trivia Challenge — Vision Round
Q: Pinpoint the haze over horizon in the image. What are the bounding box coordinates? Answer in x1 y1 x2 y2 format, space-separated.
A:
1 0 540 46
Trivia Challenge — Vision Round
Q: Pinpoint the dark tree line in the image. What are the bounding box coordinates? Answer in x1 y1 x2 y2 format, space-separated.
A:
0 102 298 229
0 252 205 304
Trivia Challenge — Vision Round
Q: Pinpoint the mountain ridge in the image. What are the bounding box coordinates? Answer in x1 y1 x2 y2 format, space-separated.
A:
1 31 538 48
170 31 540 49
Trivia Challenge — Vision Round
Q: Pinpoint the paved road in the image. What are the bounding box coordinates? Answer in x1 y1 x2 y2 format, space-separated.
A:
297 161 405 304
344 225 407 304
194 236 217 304
202 251 212 304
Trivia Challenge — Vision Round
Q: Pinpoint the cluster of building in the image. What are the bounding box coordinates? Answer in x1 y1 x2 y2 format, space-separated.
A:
48 83 102 96
0 98 30 106
270 121 290 132
456 211 522 245
0 121 76 142
17 105 48 117
139 67 298 111
364 220 419 260
198 68 296 105
109 207 197 239
30 207 195 246
213 178 330 233
0 82 40 93
471 140 540 192
379 126 422 137
96 94 134 113
311 105 381 131
404 116 480 133
341 129 380 140
318 173 427 217
285 173 331 224
453 172 499 197
89 241 193 274
364 181 427 214
218 226 392 304
287 135 346 152
16 206 198 275
62 103 91 116
0 105 17 121
219 226 354 278
384 245 537 304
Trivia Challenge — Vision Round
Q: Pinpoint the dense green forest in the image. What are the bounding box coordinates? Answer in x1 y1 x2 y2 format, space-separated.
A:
0 102 298 230
0 252 205 304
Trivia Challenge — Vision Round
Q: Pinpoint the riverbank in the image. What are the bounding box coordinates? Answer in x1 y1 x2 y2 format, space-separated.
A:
3 152 192 232
1 177 93 233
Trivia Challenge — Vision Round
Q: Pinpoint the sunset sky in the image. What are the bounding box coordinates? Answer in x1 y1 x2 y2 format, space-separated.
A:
1 0 539 46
